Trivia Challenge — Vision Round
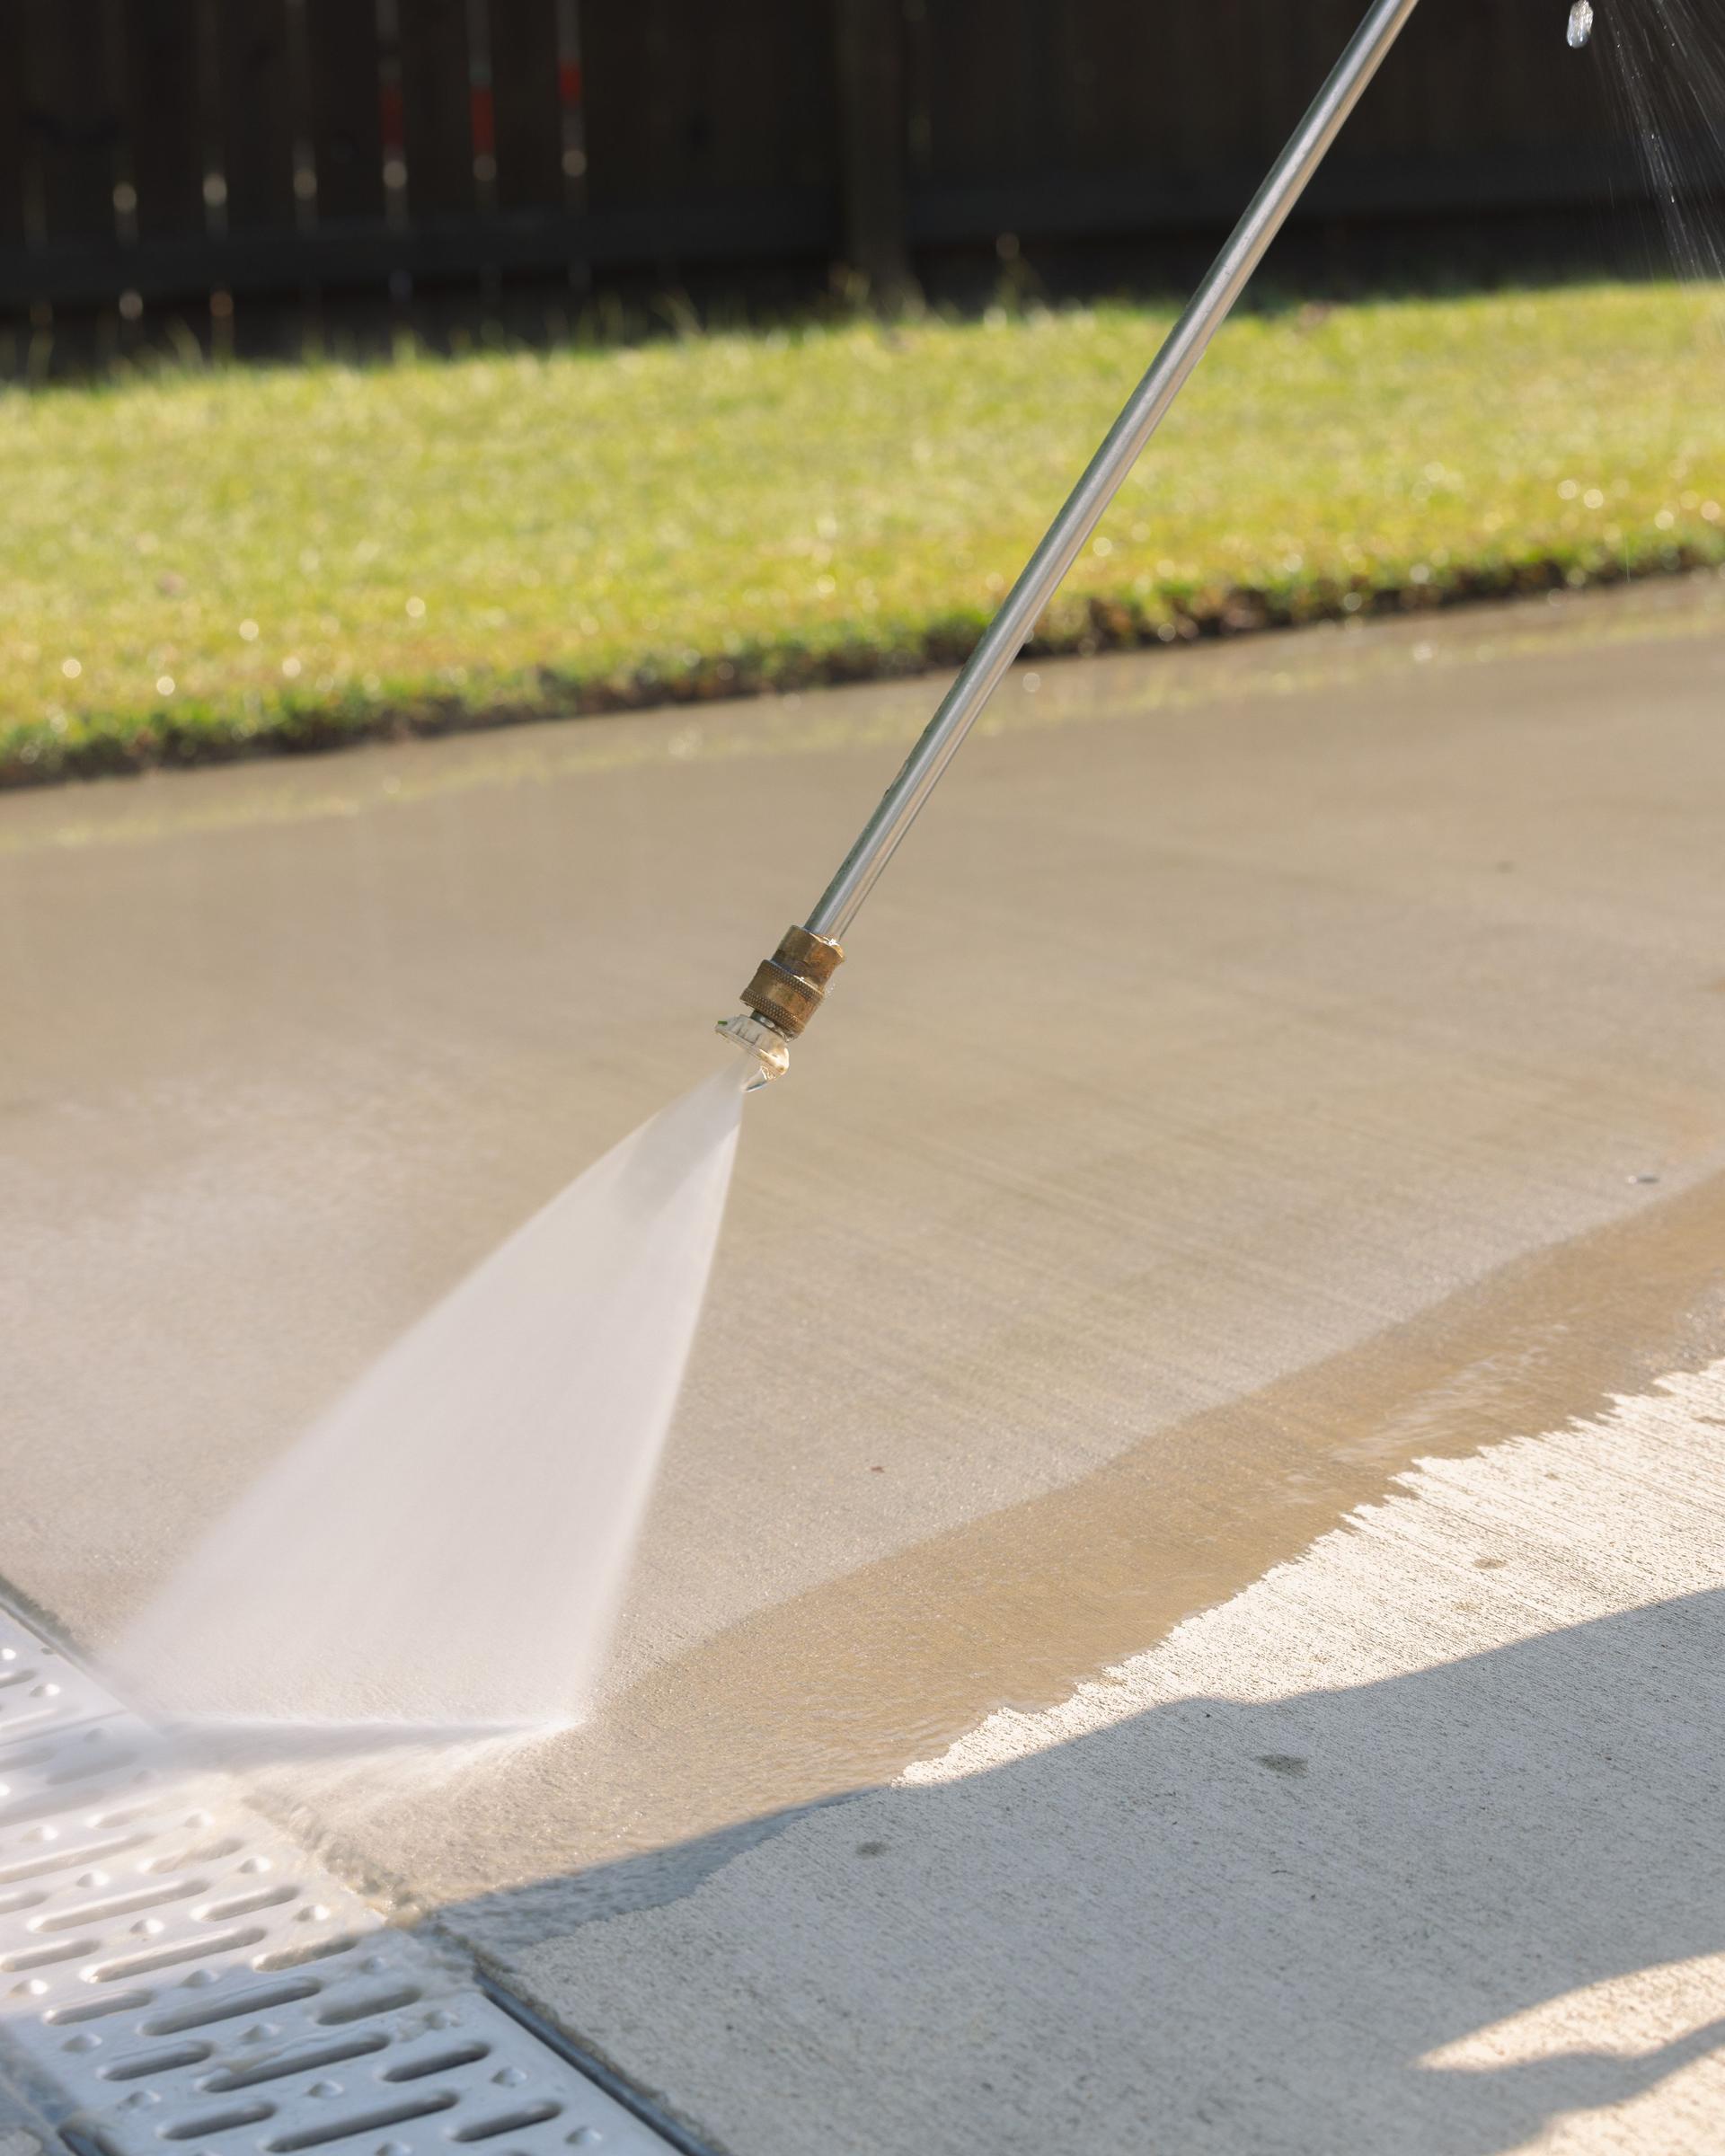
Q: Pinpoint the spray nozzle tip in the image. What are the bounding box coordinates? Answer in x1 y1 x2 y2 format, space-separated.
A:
716 1011 791 1090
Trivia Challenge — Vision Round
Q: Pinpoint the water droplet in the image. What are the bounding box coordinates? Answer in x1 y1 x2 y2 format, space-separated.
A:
1567 1 1593 49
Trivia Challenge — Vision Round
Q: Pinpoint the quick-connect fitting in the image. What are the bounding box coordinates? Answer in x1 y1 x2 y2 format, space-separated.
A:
716 925 845 1087
739 925 845 1038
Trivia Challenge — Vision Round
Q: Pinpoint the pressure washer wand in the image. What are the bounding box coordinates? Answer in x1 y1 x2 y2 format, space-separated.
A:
721 0 1425 1086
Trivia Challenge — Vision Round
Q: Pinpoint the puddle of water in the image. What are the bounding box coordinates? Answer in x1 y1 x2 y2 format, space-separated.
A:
113 1065 747 1728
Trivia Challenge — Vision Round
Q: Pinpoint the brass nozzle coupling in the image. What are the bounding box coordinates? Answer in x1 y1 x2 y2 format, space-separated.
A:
716 925 845 1088
740 925 845 1039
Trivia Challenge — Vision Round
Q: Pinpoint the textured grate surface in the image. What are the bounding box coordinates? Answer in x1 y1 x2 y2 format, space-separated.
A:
0 1610 673 2156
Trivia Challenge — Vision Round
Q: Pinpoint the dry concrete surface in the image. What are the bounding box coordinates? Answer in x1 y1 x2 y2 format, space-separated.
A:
4 574 1725 2152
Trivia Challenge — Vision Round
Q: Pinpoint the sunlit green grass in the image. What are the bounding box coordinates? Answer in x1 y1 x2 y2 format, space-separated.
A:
3 281 1721 786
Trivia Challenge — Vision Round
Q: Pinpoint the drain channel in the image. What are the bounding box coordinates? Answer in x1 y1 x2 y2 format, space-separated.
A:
0 1607 679 2156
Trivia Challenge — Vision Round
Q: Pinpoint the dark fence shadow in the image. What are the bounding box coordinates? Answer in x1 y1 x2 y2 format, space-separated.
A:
443 1591 1725 2154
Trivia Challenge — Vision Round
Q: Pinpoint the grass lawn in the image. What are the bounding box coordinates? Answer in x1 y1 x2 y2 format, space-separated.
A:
2 281 1721 787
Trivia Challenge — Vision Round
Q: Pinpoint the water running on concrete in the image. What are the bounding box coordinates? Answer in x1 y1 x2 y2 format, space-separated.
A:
115 1065 747 1729
288 1162 1725 1918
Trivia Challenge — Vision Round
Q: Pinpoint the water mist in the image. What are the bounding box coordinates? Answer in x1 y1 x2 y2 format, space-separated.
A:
116 1066 747 1732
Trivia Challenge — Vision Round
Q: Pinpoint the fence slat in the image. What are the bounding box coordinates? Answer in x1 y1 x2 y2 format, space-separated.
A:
579 0 688 213
1045 0 1159 180
919 0 1023 186
22 0 119 247
216 0 298 234
303 0 385 221
583 0 835 213
488 0 563 212
0 8 26 248
400 0 476 220
124 0 207 241
833 0 910 293
1153 1 1221 177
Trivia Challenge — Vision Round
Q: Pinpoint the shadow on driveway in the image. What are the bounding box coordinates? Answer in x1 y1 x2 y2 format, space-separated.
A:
439 1592 1725 2154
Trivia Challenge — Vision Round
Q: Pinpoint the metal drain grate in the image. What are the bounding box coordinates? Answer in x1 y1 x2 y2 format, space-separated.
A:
0 1608 677 2156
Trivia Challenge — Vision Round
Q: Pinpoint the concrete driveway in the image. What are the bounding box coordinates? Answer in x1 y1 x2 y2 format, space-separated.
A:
4 572 1724 2151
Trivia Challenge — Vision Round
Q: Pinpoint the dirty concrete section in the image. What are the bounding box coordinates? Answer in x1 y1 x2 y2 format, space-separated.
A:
2 576 1724 1933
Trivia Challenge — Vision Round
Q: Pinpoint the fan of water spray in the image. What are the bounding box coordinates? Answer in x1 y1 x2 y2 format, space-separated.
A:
115 1065 748 1735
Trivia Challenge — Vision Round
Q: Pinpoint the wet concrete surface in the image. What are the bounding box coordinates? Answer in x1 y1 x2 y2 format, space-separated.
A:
3 575 1725 1917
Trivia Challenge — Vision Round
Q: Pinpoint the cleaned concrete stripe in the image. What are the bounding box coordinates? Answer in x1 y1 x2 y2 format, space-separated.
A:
509 1359 1725 2156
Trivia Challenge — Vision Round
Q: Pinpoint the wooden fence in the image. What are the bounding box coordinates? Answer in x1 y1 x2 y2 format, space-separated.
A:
0 0 1642 339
